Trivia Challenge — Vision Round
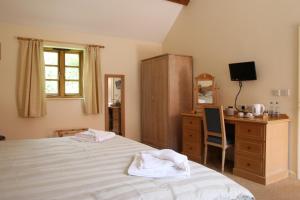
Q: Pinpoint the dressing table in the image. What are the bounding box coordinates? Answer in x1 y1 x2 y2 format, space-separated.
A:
182 73 290 185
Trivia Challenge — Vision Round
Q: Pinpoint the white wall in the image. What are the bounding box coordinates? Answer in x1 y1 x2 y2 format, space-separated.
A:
0 22 162 141
163 0 299 175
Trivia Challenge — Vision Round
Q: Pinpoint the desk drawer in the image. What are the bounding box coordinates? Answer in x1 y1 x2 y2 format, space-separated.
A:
112 109 120 118
183 117 201 131
113 115 119 120
235 155 264 176
237 122 265 141
236 139 265 159
183 128 200 143
185 154 201 163
182 142 200 156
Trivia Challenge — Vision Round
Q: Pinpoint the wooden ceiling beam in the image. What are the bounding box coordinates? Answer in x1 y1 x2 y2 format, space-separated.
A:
167 0 190 6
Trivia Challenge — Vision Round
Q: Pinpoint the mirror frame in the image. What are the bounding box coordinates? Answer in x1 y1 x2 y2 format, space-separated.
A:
194 73 218 111
104 74 125 136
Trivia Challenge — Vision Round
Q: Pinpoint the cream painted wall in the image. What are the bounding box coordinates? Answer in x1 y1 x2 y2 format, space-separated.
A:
163 0 299 174
0 22 162 141
298 28 300 179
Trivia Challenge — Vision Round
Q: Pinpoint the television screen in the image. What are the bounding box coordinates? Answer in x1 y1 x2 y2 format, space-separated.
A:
229 61 257 81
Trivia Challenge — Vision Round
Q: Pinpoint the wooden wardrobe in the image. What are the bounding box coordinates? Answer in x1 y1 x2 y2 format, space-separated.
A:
141 54 193 151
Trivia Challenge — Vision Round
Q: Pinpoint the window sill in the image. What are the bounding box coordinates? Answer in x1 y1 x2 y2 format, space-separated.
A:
46 97 84 100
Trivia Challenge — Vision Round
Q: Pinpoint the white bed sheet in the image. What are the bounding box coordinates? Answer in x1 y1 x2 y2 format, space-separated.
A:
0 136 254 200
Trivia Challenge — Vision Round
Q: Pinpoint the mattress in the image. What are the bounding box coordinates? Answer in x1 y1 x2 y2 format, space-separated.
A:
0 136 254 200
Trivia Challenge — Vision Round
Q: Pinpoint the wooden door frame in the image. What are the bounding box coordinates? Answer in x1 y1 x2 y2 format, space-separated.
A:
104 74 125 136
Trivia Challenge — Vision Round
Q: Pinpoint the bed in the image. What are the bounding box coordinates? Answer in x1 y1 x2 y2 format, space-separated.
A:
0 135 254 200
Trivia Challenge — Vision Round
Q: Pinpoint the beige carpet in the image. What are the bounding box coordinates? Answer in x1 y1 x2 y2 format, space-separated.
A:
206 160 300 200
228 174 300 200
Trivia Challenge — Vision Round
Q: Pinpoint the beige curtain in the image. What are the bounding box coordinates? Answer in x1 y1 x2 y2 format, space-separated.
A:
17 39 46 118
83 46 102 114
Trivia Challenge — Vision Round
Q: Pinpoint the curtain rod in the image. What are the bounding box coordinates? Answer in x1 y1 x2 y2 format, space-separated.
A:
16 37 105 48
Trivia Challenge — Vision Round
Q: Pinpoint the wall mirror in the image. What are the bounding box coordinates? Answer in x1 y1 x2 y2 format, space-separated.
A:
105 74 125 136
194 73 218 111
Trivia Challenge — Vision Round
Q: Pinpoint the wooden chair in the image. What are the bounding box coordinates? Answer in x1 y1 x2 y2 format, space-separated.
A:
203 105 234 173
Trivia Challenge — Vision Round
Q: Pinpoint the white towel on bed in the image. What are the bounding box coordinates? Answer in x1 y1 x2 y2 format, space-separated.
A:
128 149 190 178
140 149 190 171
75 129 115 142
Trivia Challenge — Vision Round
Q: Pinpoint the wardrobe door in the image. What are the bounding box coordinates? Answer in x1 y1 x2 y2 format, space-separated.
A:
151 56 169 148
168 55 193 151
141 60 155 145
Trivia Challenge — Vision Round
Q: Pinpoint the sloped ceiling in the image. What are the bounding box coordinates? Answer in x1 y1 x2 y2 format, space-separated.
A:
0 0 183 42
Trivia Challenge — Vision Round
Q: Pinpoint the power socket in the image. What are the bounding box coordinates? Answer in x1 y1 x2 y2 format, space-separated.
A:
272 89 280 96
280 89 290 96
271 89 290 96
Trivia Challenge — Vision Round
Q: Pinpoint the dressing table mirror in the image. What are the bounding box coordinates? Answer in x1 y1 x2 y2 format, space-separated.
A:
194 73 218 112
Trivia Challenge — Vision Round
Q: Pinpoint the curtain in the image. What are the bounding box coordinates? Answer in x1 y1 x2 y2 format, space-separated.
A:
17 39 46 118
83 46 102 114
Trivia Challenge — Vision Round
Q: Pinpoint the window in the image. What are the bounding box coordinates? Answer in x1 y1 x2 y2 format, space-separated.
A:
44 48 83 98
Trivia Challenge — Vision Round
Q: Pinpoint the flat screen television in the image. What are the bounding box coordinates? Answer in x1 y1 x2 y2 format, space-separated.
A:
229 61 257 81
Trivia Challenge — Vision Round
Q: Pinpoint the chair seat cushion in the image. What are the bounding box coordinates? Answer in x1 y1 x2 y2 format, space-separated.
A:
207 136 233 145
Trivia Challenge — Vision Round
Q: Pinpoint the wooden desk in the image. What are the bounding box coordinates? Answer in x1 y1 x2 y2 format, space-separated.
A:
181 112 290 185
109 106 121 134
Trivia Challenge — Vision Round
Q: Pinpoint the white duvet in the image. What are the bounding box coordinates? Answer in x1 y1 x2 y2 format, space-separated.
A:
0 136 254 200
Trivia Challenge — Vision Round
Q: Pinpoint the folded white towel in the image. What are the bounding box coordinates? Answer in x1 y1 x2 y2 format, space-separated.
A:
88 128 116 142
140 149 189 172
128 149 190 178
75 129 115 142
139 153 174 169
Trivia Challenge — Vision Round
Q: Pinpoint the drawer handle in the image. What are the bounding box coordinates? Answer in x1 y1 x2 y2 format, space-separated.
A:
189 134 192 137
189 121 193 124
247 129 251 133
246 163 251 167
247 146 251 150
189 147 193 150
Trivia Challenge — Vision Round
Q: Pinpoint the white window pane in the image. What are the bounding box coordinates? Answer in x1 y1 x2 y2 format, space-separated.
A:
65 67 79 80
65 81 79 94
65 53 79 66
44 52 58 65
46 81 58 94
45 66 58 79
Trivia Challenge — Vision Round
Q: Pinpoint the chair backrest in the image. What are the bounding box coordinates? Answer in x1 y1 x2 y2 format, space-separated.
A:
202 105 226 148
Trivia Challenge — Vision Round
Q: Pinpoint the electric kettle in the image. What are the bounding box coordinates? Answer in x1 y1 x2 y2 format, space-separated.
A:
252 104 265 116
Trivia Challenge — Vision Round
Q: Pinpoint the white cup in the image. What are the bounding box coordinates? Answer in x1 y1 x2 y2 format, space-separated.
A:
238 112 244 118
226 107 235 116
246 112 254 118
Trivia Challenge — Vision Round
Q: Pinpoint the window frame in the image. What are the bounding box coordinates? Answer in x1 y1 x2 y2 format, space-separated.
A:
44 48 83 98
